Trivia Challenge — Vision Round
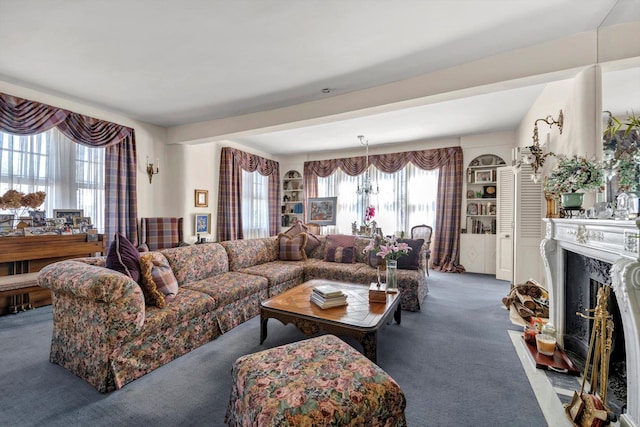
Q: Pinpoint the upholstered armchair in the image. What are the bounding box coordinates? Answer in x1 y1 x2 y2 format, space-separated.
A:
138 217 187 251
411 224 432 275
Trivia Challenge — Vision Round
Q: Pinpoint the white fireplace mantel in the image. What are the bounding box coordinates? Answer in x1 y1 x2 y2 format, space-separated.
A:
541 218 640 427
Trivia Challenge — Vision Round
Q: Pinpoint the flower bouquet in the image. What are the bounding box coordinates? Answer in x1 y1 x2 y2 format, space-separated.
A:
0 190 46 223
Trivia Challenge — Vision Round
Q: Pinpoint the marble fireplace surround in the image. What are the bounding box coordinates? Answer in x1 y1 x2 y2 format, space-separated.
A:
542 218 640 427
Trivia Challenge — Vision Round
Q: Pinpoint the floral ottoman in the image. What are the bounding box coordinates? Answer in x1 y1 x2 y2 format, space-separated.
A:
225 334 407 426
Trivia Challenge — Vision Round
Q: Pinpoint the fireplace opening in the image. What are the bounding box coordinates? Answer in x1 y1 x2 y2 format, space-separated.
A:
564 251 626 415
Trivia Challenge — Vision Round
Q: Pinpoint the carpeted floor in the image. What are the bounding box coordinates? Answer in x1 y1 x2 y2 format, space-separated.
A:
0 271 548 426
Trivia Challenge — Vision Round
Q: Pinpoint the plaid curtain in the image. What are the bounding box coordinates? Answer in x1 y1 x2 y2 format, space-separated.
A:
304 146 465 272
0 92 138 245
217 147 280 241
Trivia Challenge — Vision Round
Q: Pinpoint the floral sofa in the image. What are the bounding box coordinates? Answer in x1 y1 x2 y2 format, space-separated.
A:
38 234 427 392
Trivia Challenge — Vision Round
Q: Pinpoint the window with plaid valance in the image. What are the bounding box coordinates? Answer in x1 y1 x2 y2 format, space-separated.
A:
217 147 280 241
0 92 138 245
304 146 465 273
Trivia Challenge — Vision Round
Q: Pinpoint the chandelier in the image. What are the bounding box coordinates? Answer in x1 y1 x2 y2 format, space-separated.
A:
356 135 379 196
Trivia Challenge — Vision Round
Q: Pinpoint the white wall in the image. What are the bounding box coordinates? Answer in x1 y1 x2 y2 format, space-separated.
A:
166 140 275 243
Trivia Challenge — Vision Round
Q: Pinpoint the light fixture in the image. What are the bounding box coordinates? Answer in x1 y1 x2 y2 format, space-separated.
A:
146 156 159 183
523 110 563 183
355 135 379 196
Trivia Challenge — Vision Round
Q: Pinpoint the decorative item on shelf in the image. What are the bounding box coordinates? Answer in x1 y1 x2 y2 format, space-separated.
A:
543 155 603 210
355 135 379 196
0 190 47 229
520 110 563 183
146 156 159 183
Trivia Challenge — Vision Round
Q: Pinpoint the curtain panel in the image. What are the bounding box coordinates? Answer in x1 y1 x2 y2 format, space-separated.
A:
304 146 465 273
217 147 280 241
0 92 138 245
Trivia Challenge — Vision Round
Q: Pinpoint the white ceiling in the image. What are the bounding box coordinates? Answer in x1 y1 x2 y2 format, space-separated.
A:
0 0 636 155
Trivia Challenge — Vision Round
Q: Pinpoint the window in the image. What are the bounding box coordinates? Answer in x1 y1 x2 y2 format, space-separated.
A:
0 128 105 230
318 163 438 236
241 169 269 238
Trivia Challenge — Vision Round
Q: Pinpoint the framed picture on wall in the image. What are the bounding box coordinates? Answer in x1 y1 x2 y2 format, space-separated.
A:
307 197 338 226
195 189 208 207
195 213 211 234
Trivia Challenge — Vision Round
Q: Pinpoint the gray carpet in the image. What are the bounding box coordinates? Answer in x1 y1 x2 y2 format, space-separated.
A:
0 271 547 426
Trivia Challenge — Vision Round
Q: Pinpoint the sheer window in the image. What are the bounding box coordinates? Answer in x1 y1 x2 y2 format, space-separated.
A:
0 128 105 230
241 169 269 238
318 163 438 236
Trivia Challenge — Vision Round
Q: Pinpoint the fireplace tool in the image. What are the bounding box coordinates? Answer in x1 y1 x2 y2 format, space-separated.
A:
565 285 617 426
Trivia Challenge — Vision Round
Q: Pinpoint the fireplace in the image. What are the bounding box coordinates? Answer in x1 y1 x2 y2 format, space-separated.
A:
563 251 626 415
541 218 640 427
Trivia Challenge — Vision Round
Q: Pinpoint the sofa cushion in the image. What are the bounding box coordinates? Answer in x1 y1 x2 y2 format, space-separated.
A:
105 233 141 283
221 238 278 271
396 238 424 270
181 272 268 309
238 261 304 289
161 243 229 285
139 252 179 307
284 222 321 254
278 233 307 261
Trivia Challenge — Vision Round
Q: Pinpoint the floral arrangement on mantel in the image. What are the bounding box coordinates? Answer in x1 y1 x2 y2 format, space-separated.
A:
0 189 46 218
542 155 603 200
364 234 412 262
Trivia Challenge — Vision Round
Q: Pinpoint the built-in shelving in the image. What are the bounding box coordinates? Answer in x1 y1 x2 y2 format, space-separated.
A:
281 170 304 227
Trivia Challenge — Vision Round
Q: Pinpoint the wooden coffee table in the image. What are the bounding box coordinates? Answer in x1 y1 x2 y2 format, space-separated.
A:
260 279 401 363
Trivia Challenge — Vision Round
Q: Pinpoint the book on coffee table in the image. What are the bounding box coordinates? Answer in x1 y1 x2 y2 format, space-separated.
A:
312 284 345 299
310 292 348 309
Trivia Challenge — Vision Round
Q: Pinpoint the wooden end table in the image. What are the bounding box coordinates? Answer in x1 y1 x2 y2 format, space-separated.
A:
260 279 401 363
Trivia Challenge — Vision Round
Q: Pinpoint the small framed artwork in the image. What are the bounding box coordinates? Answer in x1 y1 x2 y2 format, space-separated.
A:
195 213 211 234
467 203 478 215
73 216 92 229
489 204 497 215
29 210 47 227
195 189 208 207
466 190 475 199
474 170 493 183
53 209 84 225
307 197 338 226
0 214 14 227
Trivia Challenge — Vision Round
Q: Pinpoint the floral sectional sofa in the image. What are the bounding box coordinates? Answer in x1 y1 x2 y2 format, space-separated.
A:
38 234 428 392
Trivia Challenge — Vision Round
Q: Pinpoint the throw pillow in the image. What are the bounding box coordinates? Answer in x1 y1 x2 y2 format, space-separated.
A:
105 233 141 283
139 252 179 307
324 245 356 263
284 221 321 254
324 234 357 264
278 233 308 261
396 238 424 270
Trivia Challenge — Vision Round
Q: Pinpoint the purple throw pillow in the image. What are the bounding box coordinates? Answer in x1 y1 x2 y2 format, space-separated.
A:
396 238 424 270
105 233 141 283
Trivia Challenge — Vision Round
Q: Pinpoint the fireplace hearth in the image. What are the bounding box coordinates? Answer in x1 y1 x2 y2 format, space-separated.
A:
542 219 640 427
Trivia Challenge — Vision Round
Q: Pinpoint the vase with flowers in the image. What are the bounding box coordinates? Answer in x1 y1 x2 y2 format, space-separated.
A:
543 155 603 209
363 235 412 290
0 189 46 228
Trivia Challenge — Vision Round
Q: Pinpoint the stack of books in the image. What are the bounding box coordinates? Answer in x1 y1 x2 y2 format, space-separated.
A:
311 284 347 309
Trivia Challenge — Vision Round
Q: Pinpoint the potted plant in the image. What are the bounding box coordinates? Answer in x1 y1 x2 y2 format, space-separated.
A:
543 155 603 208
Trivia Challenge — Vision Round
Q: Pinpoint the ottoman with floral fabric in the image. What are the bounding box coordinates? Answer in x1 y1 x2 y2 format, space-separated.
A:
225 334 407 426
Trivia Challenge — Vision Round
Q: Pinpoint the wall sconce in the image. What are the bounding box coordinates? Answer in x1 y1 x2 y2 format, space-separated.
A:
522 110 563 183
146 156 159 183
